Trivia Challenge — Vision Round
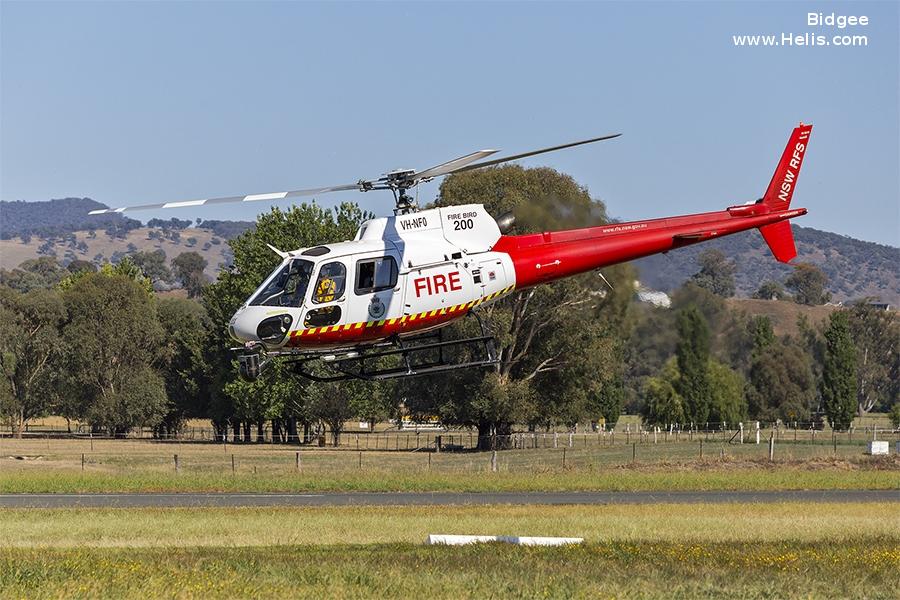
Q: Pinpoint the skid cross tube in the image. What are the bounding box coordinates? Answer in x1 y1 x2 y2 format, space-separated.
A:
289 334 499 381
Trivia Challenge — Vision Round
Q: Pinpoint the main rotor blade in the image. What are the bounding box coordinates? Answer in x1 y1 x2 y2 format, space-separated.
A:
446 133 622 175
87 182 364 215
412 149 499 182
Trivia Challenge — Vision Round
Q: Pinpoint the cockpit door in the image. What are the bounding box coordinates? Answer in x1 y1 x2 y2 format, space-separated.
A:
302 259 349 329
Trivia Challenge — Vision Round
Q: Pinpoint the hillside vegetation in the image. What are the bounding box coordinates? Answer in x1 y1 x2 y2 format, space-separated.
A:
633 225 899 304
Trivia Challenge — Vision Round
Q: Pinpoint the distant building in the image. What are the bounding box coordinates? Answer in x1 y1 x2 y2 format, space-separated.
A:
633 280 672 308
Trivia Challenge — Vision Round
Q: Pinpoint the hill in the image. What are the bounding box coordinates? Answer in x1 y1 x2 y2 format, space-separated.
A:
0 198 142 240
632 225 899 304
0 199 256 279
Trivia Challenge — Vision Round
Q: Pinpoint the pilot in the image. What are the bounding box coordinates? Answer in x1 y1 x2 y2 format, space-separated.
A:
314 263 343 303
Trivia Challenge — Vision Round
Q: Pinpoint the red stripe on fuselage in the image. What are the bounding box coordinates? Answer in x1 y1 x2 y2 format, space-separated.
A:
494 207 807 289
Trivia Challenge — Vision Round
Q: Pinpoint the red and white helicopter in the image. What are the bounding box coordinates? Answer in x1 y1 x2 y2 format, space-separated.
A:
90 124 812 381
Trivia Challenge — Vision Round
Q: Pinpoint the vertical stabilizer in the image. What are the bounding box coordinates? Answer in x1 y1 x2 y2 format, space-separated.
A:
759 123 812 262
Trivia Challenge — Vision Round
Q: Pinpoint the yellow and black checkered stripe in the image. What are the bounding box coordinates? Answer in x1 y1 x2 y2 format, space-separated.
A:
288 284 515 342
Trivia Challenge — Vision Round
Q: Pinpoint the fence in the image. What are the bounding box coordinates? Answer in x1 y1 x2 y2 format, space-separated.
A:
2 420 898 450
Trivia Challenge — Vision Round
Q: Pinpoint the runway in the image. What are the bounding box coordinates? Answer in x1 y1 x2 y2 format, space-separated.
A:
0 489 896 508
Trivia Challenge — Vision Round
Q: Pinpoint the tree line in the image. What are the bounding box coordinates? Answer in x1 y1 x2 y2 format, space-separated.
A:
2 167 897 441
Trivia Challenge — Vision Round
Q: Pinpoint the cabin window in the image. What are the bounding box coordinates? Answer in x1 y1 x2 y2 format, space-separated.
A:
311 261 346 304
355 256 398 295
249 259 314 307
304 306 341 328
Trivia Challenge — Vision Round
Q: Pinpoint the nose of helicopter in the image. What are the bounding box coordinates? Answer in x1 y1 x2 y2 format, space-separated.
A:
228 307 260 343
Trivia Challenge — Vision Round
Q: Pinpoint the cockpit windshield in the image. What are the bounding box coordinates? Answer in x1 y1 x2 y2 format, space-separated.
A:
249 259 314 307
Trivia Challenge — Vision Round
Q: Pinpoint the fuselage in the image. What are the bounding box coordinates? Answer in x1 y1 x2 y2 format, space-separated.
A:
228 200 806 353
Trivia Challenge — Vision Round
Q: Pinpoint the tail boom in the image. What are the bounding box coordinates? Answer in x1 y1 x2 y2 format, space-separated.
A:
493 206 806 288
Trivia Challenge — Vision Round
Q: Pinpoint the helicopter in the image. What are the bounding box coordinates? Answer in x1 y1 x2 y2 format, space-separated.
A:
89 123 813 381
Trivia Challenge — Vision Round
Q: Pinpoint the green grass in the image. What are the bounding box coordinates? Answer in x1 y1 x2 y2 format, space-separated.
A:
2 459 898 493
2 541 898 599
2 501 897 598
1 503 897 547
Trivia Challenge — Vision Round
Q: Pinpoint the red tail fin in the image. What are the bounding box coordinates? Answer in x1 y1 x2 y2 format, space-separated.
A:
762 123 812 209
759 123 812 263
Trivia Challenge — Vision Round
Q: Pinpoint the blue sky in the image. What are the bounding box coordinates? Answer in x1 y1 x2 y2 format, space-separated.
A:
2 1 897 245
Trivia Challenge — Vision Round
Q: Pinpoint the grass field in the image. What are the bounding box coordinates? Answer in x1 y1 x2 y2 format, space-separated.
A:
1 503 898 598
3 437 897 597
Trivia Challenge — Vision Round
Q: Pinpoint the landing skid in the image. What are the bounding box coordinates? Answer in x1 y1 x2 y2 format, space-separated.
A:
238 311 499 382
289 331 498 381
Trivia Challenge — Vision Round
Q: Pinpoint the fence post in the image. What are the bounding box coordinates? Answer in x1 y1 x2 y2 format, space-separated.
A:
295 451 300 472
491 450 498 472
231 454 235 474
81 453 85 471
174 454 179 473
554 432 558 448
358 451 362 469
90 433 93 452
755 422 760 445
632 442 636 463
739 422 744 444
562 447 567 469
768 433 775 461
568 432 573 448
699 439 703 459
428 452 431 470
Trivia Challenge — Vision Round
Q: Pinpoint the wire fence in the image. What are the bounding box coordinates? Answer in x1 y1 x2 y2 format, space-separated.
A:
1 424 897 479
2 421 898 450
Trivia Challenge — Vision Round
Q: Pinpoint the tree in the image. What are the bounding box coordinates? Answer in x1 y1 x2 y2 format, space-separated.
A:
847 303 899 415
66 259 96 274
130 249 172 284
690 249 736 297
747 340 816 423
641 359 685 426
59 270 168 435
889 401 900 428
785 263 830 305
0 257 65 292
707 359 747 424
753 280 786 300
203 203 371 439
172 252 208 297
305 380 357 446
674 305 712 424
821 311 857 430
0 286 66 436
405 165 635 447
592 374 624 429
156 298 212 436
